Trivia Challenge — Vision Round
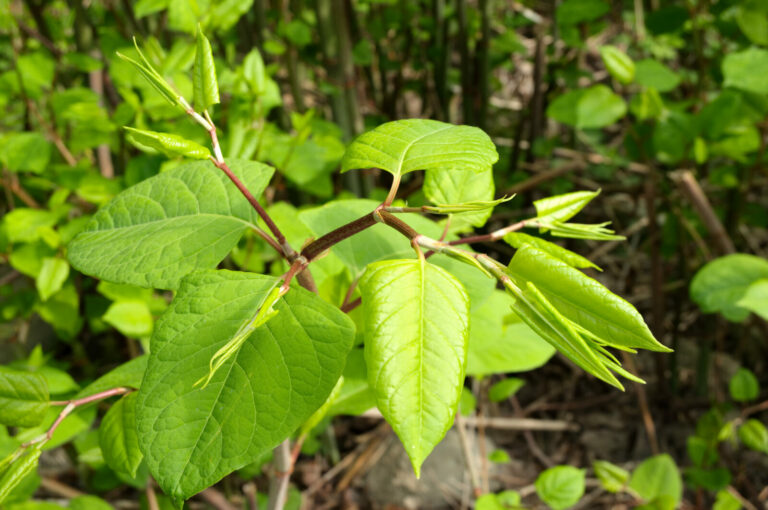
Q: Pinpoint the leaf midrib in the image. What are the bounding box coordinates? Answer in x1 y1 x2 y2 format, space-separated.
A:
394 125 453 176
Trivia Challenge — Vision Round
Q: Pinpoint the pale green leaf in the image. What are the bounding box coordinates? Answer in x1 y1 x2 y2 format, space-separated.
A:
0 132 51 174
629 454 682 505
504 232 599 270
600 45 635 84
737 278 768 320
242 48 266 94
713 489 742 510
534 190 600 225
508 245 670 353
327 349 375 417
738 419 768 454
593 460 629 493
124 127 211 160
299 376 344 437
3 209 59 244
99 393 143 478
68 159 274 289
423 166 496 228
341 119 498 177
193 27 219 111
103 301 153 338
360 259 469 477
722 47 768 95
0 367 49 428
0 444 43 505
488 378 524 402
547 85 626 129
690 254 768 322
535 466 585 510
35 258 69 302
117 39 183 108
136 270 354 504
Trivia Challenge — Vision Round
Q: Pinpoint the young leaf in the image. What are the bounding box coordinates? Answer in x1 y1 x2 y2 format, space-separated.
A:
0 444 43 504
535 466 586 510
76 356 147 400
534 190 600 226
360 259 470 477
0 367 49 428
99 393 143 478
68 159 274 289
600 45 635 84
136 270 354 504
729 368 759 402
488 378 524 402
466 290 555 377
327 349 376 417
193 26 220 112
540 220 624 241
124 127 211 160
546 85 627 129
423 166 496 228
628 454 683 505
508 245 670 353
341 119 498 177
503 232 599 270
738 419 768 454
690 254 768 322
299 376 344 437
593 460 629 493
737 278 768 320
35 257 70 301
117 38 183 109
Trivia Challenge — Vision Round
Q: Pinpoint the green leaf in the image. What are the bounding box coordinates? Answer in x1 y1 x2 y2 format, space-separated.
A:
3 209 59 244
629 454 682 505
360 259 469 477
136 270 354 504
69 495 115 510
423 166 496 228
722 47 768 95
327 349 376 416
690 254 768 322
68 159 274 289
242 48 266 94
737 278 768 320
0 367 49 428
299 199 444 276
299 376 344 437
193 27 220 112
738 419 768 454
729 368 759 402
466 291 555 376
630 88 665 121
556 0 608 24
103 301 153 338
593 460 629 493
547 85 627 129
99 393 143 478
504 232 599 270
534 190 600 226
341 119 498 177
0 444 43 505
488 378 524 402
736 1 768 46
35 258 69 302
117 39 183 108
600 45 635 84
124 127 211 160
488 449 511 463
535 466 586 510
713 489 742 510
634 59 681 92
508 245 670 353
0 133 51 174
76 356 147 400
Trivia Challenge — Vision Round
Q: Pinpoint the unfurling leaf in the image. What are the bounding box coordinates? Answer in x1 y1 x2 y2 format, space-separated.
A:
341 119 498 177
538 220 624 241
0 444 44 504
503 232 599 270
193 26 220 112
117 38 183 108
360 259 469 477
124 127 211 160
534 190 600 226
421 196 513 215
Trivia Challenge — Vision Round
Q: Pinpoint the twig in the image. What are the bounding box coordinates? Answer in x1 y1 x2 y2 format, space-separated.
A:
146 482 160 510
40 477 85 498
266 439 291 510
199 488 238 510
621 353 659 455
673 170 735 255
455 412 481 497
243 482 259 510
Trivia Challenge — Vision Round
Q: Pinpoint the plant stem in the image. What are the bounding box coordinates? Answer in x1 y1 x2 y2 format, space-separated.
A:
267 439 291 510
24 387 132 448
301 211 379 261
383 173 401 206
447 219 528 246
